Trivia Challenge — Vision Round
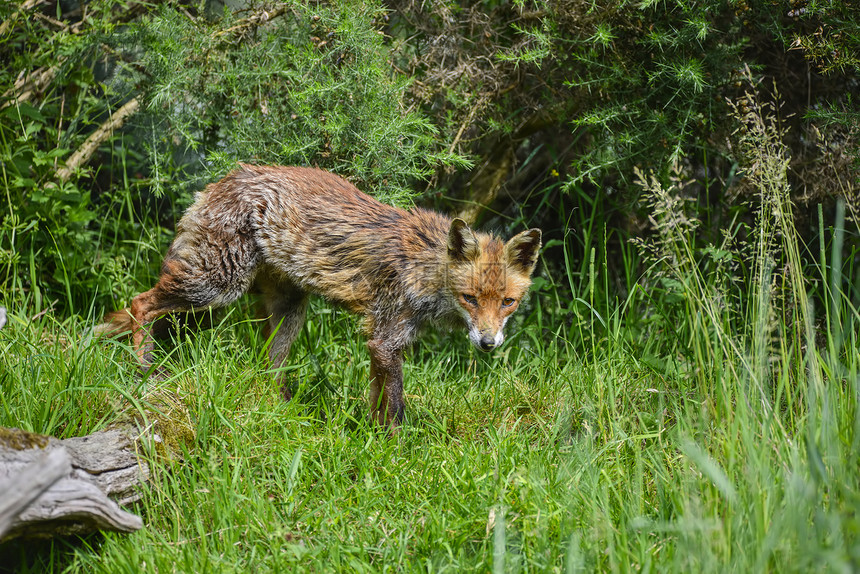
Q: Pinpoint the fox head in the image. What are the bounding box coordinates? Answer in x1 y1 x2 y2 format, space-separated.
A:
446 218 542 352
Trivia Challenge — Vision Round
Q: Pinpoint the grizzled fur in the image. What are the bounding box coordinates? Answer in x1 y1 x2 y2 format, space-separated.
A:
99 165 541 428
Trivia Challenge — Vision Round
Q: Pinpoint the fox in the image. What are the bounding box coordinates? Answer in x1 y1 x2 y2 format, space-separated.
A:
98 165 541 428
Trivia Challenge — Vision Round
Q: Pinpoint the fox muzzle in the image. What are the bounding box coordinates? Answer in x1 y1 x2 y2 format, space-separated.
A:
479 335 496 351
467 321 505 352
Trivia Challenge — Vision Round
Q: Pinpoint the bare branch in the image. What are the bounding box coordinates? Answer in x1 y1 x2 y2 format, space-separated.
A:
0 426 148 542
0 0 48 37
0 450 71 540
214 5 291 42
55 97 140 183
1 65 58 111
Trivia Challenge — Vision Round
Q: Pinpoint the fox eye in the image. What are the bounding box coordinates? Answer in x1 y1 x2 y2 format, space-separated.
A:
502 298 516 307
462 294 478 306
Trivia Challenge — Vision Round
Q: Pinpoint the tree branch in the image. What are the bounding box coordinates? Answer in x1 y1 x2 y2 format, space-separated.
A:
0 0 47 37
55 97 140 183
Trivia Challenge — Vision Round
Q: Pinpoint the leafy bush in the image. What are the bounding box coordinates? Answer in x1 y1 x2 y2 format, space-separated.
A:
110 1 458 201
0 0 451 313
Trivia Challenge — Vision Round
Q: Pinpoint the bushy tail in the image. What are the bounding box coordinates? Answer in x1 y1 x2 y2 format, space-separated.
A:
93 309 135 338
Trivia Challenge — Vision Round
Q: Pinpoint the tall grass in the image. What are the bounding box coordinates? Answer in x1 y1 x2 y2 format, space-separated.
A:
2 94 859 572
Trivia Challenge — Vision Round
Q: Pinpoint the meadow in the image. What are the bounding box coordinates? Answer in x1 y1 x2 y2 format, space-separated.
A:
2 0 859 570
2 163 858 572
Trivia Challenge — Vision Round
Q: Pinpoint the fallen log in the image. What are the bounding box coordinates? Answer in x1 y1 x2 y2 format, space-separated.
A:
0 426 149 542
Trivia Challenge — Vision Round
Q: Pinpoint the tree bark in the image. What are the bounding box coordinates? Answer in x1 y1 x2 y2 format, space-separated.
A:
0 426 148 542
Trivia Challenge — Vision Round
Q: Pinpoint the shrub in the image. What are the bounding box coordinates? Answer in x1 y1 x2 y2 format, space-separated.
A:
0 0 452 312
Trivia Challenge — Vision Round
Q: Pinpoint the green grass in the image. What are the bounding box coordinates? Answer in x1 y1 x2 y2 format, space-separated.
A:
1 88 858 572
1 261 859 572
3 175 860 570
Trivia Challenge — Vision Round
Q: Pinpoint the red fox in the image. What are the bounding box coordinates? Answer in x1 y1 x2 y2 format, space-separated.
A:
99 165 541 427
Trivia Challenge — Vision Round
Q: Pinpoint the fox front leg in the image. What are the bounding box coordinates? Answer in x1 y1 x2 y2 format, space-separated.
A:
367 338 405 429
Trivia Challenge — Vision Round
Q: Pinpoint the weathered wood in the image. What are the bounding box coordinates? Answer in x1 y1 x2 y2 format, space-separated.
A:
0 426 148 541
0 449 70 539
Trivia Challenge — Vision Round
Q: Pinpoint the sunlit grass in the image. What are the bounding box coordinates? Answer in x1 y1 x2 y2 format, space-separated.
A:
2 260 858 572
2 86 858 572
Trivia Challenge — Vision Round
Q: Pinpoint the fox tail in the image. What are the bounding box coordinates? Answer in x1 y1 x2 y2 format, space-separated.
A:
93 308 135 338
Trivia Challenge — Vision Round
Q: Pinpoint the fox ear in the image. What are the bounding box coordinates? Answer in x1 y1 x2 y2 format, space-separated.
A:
505 228 542 274
447 218 480 261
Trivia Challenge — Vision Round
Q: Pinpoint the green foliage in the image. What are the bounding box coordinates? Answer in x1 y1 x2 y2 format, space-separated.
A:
383 0 858 285
113 1 443 203
0 0 153 313
784 0 860 74
2 109 860 566
0 0 449 312
557 0 741 183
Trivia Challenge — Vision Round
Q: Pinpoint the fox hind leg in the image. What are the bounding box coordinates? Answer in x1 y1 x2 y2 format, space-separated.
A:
255 272 309 400
128 237 260 377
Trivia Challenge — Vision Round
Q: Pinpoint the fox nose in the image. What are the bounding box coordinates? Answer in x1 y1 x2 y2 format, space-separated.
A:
479 335 496 351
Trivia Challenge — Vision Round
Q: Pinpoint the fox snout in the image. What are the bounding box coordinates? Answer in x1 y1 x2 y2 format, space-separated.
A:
469 327 505 352
479 334 496 351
